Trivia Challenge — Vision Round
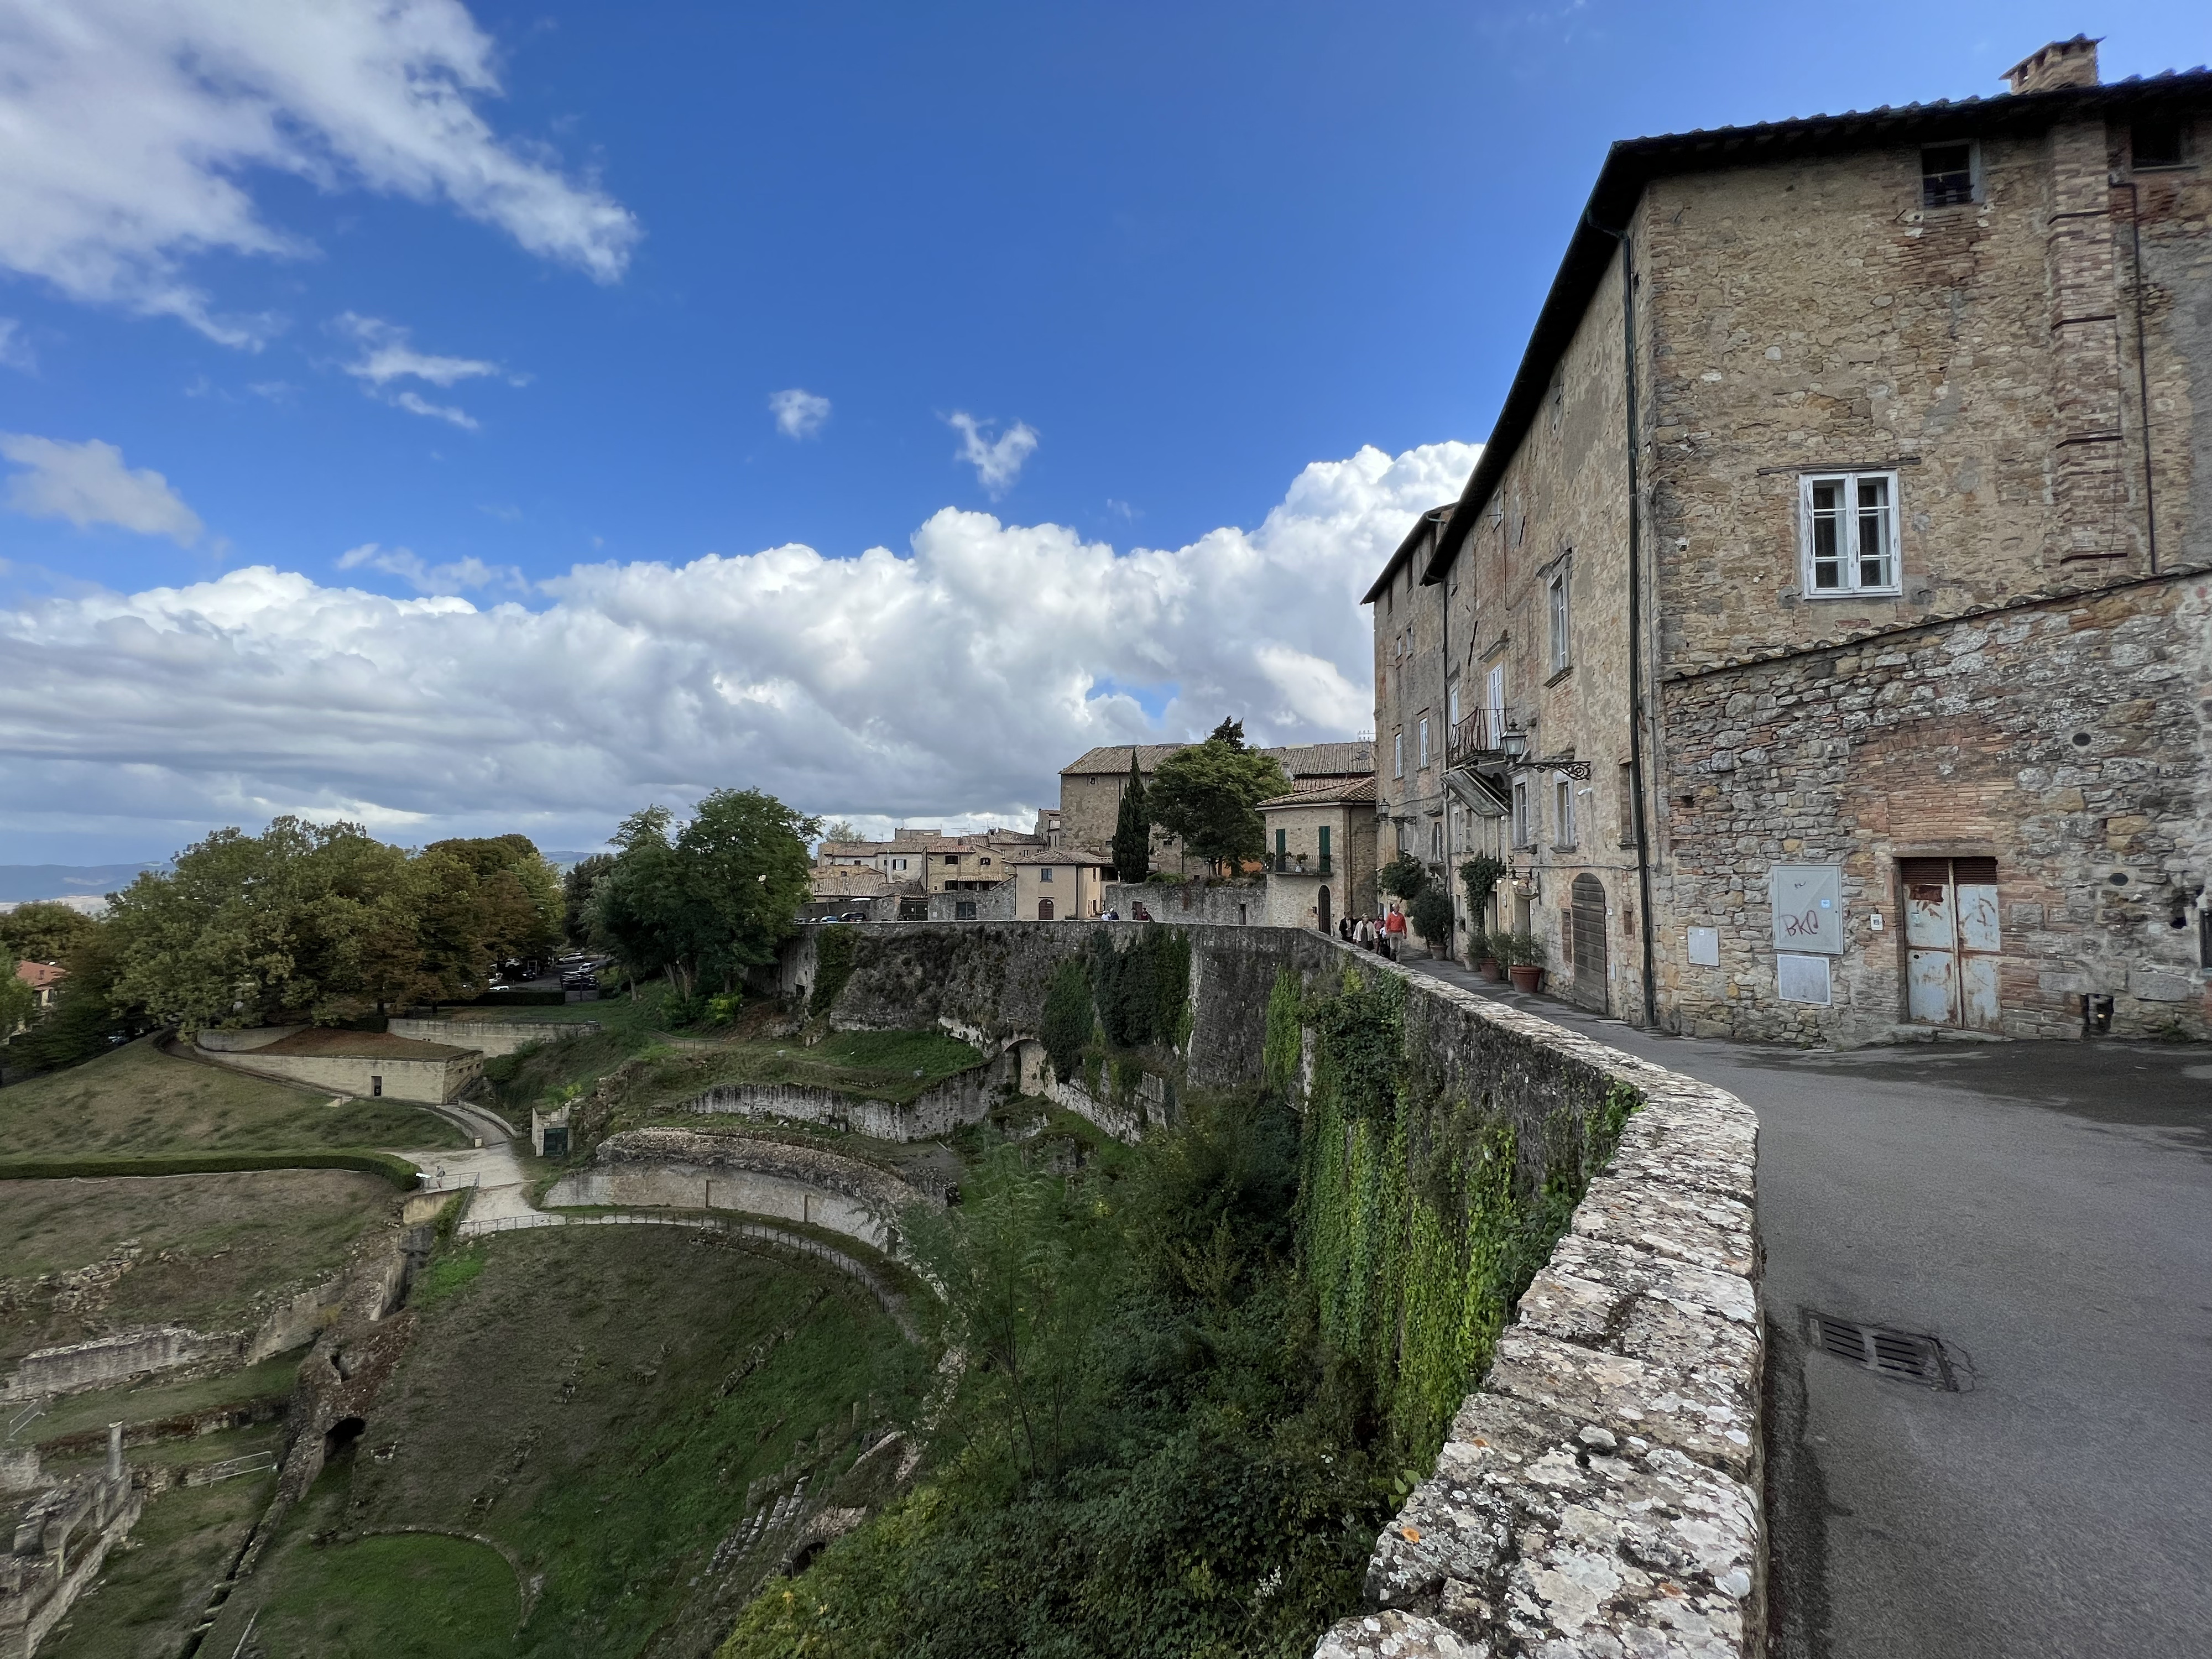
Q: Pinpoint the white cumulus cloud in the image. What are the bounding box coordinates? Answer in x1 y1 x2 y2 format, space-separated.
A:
947 412 1039 497
769 389 831 440
0 434 204 544
0 0 640 344
0 440 1477 852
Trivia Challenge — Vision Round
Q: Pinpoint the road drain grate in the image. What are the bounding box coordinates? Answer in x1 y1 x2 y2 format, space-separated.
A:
1804 1310 1958 1390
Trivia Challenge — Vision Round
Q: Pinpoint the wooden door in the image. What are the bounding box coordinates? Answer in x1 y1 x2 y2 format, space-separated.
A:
1571 875 1609 1014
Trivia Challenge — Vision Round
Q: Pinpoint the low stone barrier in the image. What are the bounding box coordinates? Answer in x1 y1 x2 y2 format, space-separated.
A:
387 1018 600 1057
679 1062 998 1142
545 1128 934 1252
1312 975 1762 1659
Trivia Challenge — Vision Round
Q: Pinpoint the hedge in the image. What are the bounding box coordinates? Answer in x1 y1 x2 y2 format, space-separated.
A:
0 1149 421 1190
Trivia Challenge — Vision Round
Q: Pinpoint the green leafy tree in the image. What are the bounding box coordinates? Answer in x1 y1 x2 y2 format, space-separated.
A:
420 836 564 972
1379 851 1430 901
0 901 100 966
106 818 416 1030
1149 727 1290 874
1409 886 1455 953
589 790 817 999
561 852 615 946
4 926 140 1069
1 954 37 1034
1109 753 1150 881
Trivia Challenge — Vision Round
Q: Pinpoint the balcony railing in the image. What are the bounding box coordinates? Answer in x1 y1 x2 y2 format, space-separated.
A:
1266 854 1332 876
1446 707 1513 765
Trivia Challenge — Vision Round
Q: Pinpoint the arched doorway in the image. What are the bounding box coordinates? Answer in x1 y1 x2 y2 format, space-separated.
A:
1570 874 1608 1014
1317 885 1331 933
1037 898 1054 920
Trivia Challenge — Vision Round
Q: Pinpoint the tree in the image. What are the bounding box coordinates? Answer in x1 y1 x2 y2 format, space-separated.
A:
1110 754 1151 882
0 954 36 1035
1409 886 1456 954
562 853 615 946
821 820 861 844
4 926 140 1069
589 790 817 999
1148 729 1289 874
1379 852 1430 901
0 901 99 966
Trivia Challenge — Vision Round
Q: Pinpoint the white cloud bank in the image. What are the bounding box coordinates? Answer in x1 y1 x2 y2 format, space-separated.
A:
0 0 640 344
0 440 1475 852
1 434 203 544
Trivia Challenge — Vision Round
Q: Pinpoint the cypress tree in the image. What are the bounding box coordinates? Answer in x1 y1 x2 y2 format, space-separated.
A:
1112 752 1151 881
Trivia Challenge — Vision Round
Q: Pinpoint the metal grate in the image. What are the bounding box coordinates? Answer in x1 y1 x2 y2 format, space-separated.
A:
1805 1310 1958 1390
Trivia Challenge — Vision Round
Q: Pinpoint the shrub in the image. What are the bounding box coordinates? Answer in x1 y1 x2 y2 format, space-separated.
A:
1408 886 1454 949
1379 852 1429 901
1039 958 1095 1083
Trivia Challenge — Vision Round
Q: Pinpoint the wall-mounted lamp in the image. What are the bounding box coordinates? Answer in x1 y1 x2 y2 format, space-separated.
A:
1500 728 1529 760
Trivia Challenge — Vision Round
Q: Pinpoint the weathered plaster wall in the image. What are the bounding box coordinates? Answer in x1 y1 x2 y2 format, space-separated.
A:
192 1043 481 1104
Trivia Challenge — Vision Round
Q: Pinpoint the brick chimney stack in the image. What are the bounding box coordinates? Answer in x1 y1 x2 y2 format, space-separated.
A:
2003 35 2101 94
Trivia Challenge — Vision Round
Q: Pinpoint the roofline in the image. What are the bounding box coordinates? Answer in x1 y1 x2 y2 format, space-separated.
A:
1360 503 1457 606
1408 66 2212 587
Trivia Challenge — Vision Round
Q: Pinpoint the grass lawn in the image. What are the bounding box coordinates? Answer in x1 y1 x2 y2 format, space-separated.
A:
0 1036 465 1157
40 1473 275 1659
25 1350 304 1443
248 1531 522 1658
0 1170 391 1368
210 1224 925 1659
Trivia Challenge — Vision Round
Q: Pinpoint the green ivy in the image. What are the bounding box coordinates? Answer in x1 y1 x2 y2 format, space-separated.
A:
808 926 860 1016
1041 956 1096 1081
1262 968 1303 1101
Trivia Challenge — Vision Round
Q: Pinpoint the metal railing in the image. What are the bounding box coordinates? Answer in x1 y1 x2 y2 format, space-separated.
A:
4 1397 45 1440
1446 707 1512 763
416 1171 481 1194
187 1451 279 1486
1265 854 1332 875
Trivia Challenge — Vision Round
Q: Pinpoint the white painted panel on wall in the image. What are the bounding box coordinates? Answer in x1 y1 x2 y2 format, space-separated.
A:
1777 953 1833 1005
1770 864 1844 954
1687 926 1720 967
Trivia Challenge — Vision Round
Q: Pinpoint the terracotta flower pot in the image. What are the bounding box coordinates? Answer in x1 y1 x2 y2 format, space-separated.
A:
1477 957 1503 982
1507 964 1544 993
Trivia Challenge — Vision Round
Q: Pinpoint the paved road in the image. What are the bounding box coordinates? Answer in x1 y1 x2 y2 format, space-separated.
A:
1404 954 2212 1659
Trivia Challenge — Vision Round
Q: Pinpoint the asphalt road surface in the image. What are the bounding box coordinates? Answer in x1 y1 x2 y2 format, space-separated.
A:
1406 956 2212 1659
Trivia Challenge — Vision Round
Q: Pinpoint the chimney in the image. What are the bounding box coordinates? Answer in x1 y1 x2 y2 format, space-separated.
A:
2002 35 2100 95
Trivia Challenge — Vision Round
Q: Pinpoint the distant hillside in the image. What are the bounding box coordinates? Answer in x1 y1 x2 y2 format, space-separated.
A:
0 863 165 904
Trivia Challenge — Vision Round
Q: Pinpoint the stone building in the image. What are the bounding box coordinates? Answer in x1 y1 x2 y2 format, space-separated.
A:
1258 776 1381 931
1009 847 1112 920
195 1026 484 1103
1055 740 1374 872
1371 37 2212 1042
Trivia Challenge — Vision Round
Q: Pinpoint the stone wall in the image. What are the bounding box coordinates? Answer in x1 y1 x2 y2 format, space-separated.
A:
1655 568 2212 1041
546 1128 931 1251
674 1053 1006 1144
386 1018 599 1057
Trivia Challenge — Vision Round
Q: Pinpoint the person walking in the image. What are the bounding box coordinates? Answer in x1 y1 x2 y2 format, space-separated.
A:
1383 902 1407 961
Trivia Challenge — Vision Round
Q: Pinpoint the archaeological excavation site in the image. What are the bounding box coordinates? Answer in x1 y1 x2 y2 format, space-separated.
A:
2 921 1760 1659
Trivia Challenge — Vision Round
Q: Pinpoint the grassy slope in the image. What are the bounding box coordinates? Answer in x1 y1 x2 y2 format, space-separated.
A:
247 1531 521 1659
0 1170 392 1368
0 1036 465 1157
215 1224 922 1659
40 1474 275 1659
30 1350 304 1442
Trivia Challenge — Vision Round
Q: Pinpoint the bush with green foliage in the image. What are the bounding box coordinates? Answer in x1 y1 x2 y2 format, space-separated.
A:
1408 886 1455 950
1458 854 1507 925
809 925 859 1016
1494 930 1545 968
1039 958 1095 1083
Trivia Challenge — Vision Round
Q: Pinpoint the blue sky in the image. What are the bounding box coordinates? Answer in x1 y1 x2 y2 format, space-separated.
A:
2 0 2208 865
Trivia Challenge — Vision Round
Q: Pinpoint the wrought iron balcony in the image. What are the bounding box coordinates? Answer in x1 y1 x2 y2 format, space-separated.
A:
1446 707 1515 766
1266 854 1332 876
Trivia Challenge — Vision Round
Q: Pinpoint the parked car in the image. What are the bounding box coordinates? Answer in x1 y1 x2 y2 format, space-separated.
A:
838 911 869 923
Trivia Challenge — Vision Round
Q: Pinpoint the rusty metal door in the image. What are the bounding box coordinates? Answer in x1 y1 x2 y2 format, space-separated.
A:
1902 857 2001 1031
1571 874 1609 1014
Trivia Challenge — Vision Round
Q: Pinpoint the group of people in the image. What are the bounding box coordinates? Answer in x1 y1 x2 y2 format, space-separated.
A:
1337 902 1408 959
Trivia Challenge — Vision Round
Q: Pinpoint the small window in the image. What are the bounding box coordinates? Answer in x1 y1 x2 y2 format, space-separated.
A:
1040 867 1053 883
1921 142 1977 207
1393 730 1405 779
1553 773 1576 848
371 1076 383 1097
1447 679 1460 726
1512 778 1532 849
955 900 977 920
1619 761 1637 846
1800 471 1901 596
979 856 991 867
944 853 958 865
1430 820 1443 860
1547 559 1572 672
1418 715 1431 769
2132 118 2187 170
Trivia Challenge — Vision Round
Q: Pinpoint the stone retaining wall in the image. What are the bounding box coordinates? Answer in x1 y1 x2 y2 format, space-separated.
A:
1313 968 1762 1659
386 1018 600 1057
678 1057 1002 1142
545 1128 932 1252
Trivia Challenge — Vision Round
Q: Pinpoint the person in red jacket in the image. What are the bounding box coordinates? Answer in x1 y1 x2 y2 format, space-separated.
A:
1381 902 1407 961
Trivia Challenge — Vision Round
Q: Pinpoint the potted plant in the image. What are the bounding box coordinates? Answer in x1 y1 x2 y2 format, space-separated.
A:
1474 929 1505 982
1500 931 1546 993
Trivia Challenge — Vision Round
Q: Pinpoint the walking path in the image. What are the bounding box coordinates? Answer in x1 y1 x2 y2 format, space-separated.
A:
1396 951 2212 1659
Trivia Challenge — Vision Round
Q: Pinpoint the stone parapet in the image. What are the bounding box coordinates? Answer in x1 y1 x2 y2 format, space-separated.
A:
1313 963 1764 1659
